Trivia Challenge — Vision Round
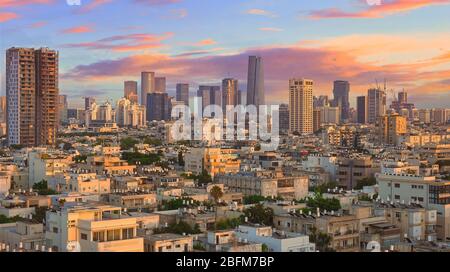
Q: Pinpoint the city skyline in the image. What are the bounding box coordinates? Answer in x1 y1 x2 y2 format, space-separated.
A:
0 0 449 108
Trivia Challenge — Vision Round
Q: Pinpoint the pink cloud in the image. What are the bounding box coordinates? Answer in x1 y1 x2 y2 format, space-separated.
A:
63 32 173 52
309 0 450 19
63 41 450 105
76 0 112 14
61 25 95 34
0 11 18 22
0 0 53 8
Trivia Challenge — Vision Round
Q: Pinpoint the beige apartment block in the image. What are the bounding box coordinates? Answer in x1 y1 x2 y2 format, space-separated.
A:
45 204 143 252
144 233 193 252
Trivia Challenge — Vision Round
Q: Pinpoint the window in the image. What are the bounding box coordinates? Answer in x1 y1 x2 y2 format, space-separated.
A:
53 227 58 233
166 245 172 250
394 183 400 188
93 231 105 242
122 228 134 239
395 195 400 200
81 233 88 240
418 197 424 202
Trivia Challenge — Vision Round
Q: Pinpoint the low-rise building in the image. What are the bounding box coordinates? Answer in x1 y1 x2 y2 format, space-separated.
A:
235 224 315 252
144 233 193 252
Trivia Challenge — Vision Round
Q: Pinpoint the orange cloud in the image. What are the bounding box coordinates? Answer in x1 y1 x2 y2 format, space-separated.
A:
309 0 450 19
63 33 449 106
0 12 18 23
61 25 95 34
195 39 217 46
76 0 112 14
0 0 53 8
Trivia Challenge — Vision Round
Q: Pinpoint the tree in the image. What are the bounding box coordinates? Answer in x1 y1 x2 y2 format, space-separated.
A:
121 152 160 165
210 186 224 203
32 180 57 196
120 137 139 150
306 193 341 212
196 170 212 186
242 204 274 226
153 221 202 235
313 181 340 194
215 218 242 230
262 244 269 252
143 137 162 146
0 215 22 224
243 195 267 205
309 226 334 252
354 177 376 190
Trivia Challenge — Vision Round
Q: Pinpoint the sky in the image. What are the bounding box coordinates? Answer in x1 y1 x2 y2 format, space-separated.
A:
0 0 449 109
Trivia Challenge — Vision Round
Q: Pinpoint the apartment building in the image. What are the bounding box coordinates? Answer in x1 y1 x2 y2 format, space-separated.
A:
336 156 375 189
108 191 157 210
215 172 309 200
83 155 136 175
374 202 437 242
273 212 360 252
206 230 262 252
235 224 315 252
28 149 70 186
184 148 241 177
144 233 193 252
377 173 450 241
0 220 45 251
45 204 143 252
6 47 59 147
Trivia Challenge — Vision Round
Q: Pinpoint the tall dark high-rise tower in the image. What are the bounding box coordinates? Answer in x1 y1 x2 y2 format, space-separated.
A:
357 96 367 124
332 80 350 121
176 83 190 107
246 56 265 108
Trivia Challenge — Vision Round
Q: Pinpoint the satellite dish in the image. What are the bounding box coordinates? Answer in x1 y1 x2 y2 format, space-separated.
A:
366 241 381 252
66 241 81 252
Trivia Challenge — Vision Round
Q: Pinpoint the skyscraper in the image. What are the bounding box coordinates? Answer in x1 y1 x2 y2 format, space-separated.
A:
6 47 59 147
357 96 367 124
124 81 138 103
289 79 313 135
176 83 189 106
141 71 155 106
279 103 289 133
197 86 221 112
367 88 386 124
6 48 36 146
332 80 350 121
85 97 96 111
398 91 408 104
313 95 329 107
155 77 166 93
58 95 68 125
147 93 171 121
0 96 6 123
246 56 265 108
222 78 238 114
